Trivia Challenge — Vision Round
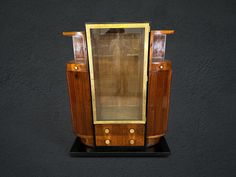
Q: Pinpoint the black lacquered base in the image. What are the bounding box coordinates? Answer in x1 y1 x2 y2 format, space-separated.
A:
70 137 171 157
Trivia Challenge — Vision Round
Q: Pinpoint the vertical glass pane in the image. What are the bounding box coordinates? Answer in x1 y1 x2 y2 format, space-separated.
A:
72 33 87 63
90 28 145 121
152 33 166 62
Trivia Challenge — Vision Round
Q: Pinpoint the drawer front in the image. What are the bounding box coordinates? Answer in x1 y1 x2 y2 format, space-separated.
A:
95 124 145 146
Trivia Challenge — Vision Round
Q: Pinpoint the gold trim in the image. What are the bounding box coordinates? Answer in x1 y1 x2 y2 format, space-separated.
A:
85 25 97 123
86 23 150 29
86 23 150 124
93 120 145 124
142 23 150 123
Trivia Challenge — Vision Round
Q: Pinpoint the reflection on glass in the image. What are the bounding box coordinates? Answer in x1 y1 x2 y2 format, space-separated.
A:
90 28 145 122
72 33 87 62
152 33 166 61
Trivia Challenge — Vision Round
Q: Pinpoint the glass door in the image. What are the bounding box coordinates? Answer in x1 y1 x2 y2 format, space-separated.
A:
86 23 150 124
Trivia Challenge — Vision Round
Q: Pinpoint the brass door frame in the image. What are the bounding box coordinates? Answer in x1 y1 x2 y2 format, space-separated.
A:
85 23 150 124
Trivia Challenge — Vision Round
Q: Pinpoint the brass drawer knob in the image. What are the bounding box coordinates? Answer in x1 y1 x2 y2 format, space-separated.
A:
105 139 111 145
104 128 110 134
129 128 135 134
129 139 135 145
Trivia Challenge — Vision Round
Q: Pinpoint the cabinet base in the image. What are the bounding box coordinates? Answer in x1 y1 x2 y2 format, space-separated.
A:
70 137 170 157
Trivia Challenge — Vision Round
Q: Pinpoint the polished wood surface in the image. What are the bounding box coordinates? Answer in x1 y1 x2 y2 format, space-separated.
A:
63 31 82 36
146 60 172 146
149 31 154 71
95 124 145 146
66 61 94 147
154 30 175 34
67 60 172 147
66 61 88 72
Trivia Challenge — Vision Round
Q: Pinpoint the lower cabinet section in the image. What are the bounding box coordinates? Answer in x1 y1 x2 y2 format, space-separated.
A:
95 124 145 146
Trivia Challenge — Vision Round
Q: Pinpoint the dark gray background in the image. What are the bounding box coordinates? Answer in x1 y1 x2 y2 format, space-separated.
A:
0 0 235 176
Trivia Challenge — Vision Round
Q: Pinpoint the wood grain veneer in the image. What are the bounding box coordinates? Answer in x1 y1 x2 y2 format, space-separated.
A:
66 61 94 147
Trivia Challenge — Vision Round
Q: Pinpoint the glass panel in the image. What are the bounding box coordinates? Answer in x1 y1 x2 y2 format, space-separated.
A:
90 28 145 122
72 32 87 63
152 33 166 62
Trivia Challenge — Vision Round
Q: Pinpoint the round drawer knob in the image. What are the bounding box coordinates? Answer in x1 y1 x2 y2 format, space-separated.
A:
129 128 135 134
74 66 78 70
159 65 164 69
130 139 135 145
104 128 110 134
105 139 111 145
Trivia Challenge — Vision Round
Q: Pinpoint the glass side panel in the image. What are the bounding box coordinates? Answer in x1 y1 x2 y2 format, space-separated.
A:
72 32 87 63
89 28 146 122
152 33 166 62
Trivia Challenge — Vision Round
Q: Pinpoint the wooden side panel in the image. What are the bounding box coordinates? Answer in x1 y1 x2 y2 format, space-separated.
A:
95 124 145 146
66 61 94 146
148 31 154 71
146 61 172 146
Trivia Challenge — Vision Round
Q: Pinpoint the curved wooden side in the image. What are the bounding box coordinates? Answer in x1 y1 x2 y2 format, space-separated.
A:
146 60 172 147
76 134 94 147
66 61 94 147
146 134 165 147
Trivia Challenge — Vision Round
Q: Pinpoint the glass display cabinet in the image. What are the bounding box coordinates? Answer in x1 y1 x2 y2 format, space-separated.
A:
63 23 174 156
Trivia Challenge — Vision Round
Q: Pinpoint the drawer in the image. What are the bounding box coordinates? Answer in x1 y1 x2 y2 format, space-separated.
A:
95 124 145 146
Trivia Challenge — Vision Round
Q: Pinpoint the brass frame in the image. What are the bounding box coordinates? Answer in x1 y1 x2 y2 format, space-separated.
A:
85 23 150 124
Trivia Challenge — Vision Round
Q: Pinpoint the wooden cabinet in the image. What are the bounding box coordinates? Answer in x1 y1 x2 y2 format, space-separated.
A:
64 24 174 148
